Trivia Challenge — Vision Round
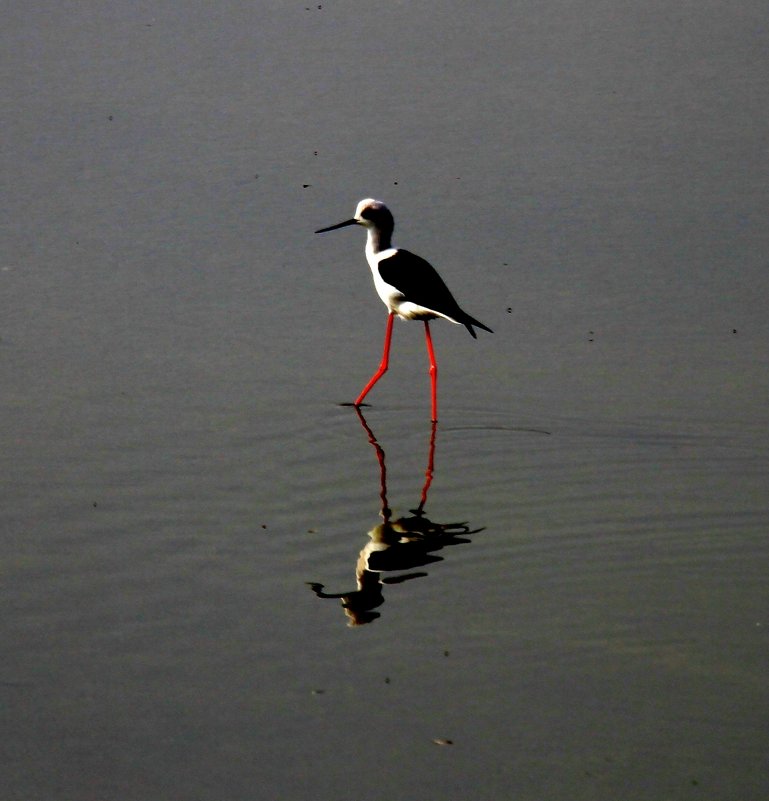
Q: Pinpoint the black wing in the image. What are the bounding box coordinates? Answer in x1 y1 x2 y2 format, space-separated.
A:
378 249 493 337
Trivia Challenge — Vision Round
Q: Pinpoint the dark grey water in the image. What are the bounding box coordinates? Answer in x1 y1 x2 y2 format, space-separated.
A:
3 2 768 800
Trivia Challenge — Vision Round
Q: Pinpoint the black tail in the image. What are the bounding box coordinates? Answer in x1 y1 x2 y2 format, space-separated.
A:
462 314 493 339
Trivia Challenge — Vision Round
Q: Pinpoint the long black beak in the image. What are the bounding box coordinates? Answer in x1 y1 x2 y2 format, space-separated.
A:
315 218 358 234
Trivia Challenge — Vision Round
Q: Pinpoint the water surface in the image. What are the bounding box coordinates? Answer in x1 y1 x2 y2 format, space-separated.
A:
3 2 768 800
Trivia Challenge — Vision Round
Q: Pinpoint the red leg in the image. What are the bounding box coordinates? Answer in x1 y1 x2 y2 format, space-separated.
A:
355 313 395 407
424 321 438 422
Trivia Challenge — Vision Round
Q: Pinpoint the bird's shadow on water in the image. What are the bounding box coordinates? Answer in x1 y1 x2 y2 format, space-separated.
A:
307 408 484 626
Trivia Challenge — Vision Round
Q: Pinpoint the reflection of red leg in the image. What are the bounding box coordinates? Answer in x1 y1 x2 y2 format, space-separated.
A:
354 406 390 523
355 313 395 407
424 321 438 422
416 419 437 513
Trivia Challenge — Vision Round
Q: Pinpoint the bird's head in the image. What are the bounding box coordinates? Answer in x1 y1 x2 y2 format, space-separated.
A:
315 198 394 236
354 199 394 232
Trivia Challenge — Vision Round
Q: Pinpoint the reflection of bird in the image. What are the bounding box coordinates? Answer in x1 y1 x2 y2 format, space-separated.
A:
307 409 482 626
315 199 492 421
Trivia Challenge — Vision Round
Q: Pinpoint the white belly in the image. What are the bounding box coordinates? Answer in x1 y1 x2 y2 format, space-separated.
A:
368 248 404 314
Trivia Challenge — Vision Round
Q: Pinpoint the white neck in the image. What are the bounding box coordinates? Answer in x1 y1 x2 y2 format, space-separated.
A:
364 225 392 256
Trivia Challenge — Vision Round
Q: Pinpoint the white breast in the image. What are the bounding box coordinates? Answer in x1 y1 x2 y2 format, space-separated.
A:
367 248 405 314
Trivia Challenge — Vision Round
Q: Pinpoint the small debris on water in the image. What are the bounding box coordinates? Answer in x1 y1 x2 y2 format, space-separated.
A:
432 738 453 746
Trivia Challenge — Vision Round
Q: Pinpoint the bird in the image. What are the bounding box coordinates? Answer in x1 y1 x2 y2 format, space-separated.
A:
315 199 492 421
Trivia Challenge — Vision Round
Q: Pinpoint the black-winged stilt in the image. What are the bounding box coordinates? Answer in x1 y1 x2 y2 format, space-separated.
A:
315 199 492 421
